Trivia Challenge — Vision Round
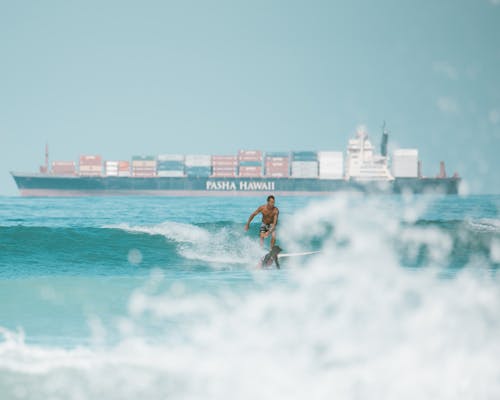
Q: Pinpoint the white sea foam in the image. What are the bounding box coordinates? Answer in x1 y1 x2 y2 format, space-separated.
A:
2 196 500 399
108 221 263 265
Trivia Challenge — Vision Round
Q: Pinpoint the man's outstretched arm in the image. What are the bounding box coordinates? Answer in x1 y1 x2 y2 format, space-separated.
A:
245 207 262 231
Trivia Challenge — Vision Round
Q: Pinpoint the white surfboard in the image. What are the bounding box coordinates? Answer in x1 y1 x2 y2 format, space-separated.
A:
277 251 321 259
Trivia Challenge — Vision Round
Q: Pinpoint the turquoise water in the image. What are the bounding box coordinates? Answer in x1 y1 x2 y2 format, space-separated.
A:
0 195 499 399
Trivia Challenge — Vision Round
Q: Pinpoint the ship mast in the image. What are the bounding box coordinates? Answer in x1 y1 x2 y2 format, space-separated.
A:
39 143 49 174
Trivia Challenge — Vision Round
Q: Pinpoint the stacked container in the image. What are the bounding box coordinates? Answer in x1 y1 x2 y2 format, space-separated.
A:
212 155 238 177
265 152 289 178
118 161 131 176
238 150 262 177
318 151 344 179
132 156 156 177
392 149 418 178
79 155 102 176
105 161 119 176
291 151 318 178
185 155 212 177
105 161 130 176
157 154 185 177
52 161 76 176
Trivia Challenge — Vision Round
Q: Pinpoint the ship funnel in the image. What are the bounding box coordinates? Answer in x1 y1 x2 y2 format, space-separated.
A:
380 121 389 156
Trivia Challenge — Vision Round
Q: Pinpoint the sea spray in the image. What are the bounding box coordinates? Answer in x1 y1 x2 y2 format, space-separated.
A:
0 195 499 399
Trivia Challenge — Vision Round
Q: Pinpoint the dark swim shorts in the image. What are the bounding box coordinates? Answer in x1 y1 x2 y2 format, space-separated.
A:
260 223 272 233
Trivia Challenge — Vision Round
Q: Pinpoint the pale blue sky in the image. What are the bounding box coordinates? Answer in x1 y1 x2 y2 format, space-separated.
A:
1 0 499 195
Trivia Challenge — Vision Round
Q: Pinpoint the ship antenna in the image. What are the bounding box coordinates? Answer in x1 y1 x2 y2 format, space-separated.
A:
45 143 49 171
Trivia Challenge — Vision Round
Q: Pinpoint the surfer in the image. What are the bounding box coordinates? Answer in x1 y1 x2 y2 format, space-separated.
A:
244 195 279 247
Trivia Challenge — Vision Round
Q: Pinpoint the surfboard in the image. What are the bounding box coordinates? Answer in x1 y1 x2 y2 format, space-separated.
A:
277 251 321 259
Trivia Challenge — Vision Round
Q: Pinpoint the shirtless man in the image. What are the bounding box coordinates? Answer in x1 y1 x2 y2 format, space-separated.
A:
244 195 279 247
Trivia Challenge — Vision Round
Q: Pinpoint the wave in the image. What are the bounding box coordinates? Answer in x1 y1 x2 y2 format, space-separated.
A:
1 213 499 278
108 221 263 265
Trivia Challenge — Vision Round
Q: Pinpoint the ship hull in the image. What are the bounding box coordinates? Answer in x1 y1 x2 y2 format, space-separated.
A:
11 173 461 196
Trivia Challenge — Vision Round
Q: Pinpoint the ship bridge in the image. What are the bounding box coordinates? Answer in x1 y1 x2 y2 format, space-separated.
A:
345 128 393 181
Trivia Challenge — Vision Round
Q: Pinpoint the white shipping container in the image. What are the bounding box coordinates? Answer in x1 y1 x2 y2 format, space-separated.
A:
79 165 102 171
157 171 185 177
291 173 318 178
392 149 418 178
291 161 318 167
185 155 212 166
132 160 157 167
266 172 289 177
118 171 131 177
157 154 185 161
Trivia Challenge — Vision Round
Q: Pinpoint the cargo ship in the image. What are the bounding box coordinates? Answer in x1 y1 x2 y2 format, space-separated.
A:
11 127 461 196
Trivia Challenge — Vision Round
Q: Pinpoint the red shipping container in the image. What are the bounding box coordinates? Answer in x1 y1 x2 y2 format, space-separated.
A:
52 161 75 166
238 157 262 162
265 157 289 162
212 165 236 171
266 162 289 168
212 161 239 167
238 150 262 155
118 161 130 170
79 155 102 166
211 173 237 177
239 173 263 178
239 166 262 172
212 155 237 161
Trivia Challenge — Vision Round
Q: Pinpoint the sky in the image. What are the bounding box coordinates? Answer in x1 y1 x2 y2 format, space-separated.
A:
1 0 499 195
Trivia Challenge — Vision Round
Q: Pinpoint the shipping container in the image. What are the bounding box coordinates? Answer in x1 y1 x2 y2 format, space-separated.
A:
238 150 262 156
265 152 289 158
185 155 212 166
157 154 184 162
52 161 75 166
239 173 263 177
291 161 318 178
291 151 317 161
79 155 102 166
239 166 262 172
79 165 102 171
157 171 185 177
132 155 155 161
212 161 238 167
265 156 289 162
212 155 237 161
186 166 212 177
392 149 418 178
265 172 289 178
211 171 236 177
132 173 156 177
157 161 185 170
132 160 157 168
265 161 289 167
239 160 262 167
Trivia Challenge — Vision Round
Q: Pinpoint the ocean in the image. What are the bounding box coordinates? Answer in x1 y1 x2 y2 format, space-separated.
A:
0 194 499 399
